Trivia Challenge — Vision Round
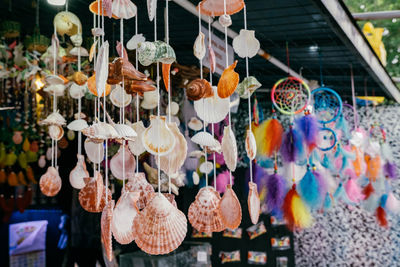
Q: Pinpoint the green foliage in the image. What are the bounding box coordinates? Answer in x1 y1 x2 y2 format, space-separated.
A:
344 0 400 77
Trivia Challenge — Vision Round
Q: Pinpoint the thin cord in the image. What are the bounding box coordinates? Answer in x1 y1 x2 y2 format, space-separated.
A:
166 0 172 194
120 18 126 190
155 8 161 196
319 50 324 87
135 13 140 174
350 65 357 129
208 17 212 84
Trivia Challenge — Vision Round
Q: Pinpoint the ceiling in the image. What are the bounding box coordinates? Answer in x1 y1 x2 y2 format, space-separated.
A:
0 0 398 102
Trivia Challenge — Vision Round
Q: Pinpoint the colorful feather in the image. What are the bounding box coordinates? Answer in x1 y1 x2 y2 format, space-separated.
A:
351 146 364 177
213 170 233 194
298 169 326 210
280 127 304 163
335 114 350 140
333 183 351 204
282 185 313 231
376 206 388 228
383 161 397 179
362 182 375 200
321 153 334 171
323 193 333 212
344 178 364 203
365 154 381 181
295 114 318 150
264 118 284 157
266 173 286 216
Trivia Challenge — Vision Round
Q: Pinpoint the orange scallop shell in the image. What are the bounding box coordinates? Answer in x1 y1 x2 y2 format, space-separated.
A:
39 167 62 197
89 1 119 19
217 61 239 99
198 0 244 17
248 182 260 225
79 172 112 212
188 186 225 232
87 74 112 97
101 200 114 262
217 184 242 229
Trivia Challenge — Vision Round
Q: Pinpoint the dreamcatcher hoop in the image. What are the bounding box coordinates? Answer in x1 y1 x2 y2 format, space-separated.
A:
311 87 342 124
271 76 311 115
317 127 337 151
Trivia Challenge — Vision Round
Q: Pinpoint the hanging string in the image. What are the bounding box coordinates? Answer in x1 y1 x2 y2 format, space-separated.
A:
65 0 68 11
208 17 216 189
120 18 126 190
135 14 140 174
52 26 57 168
286 42 290 76
319 50 324 87
77 24 82 156
166 0 172 194
243 4 253 183
155 7 162 196
350 65 358 129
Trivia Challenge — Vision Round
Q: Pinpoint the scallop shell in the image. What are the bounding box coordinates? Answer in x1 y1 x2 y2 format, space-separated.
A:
147 0 157 22
69 154 89 189
69 46 89 57
127 33 146 50
125 172 155 210
188 117 203 131
194 32 206 60
132 194 187 255
217 184 241 229
95 41 109 98
141 90 159 110
82 122 119 140
112 0 137 19
236 76 261 99
157 123 187 176
69 83 87 99
113 123 137 142
39 166 62 197
217 61 239 99
102 0 112 18
112 191 140 244
199 161 213 174
232 29 260 59
245 130 257 160
40 111 66 126
67 119 88 131
188 186 225 232
221 126 237 171
48 125 64 141
101 200 114 262
198 0 244 16
167 102 179 116
163 193 178 208
84 139 104 164
128 121 146 156
194 86 230 123
44 84 66 97
248 182 260 225
218 14 232 27
110 85 132 108
110 145 136 180
191 131 220 151
78 171 112 213
143 116 176 156
186 79 213 101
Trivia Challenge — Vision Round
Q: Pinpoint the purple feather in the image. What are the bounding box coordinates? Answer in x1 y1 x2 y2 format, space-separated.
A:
295 115 319 147
313 170 328 198
266 173 286 215
384 162 398 179
280 127 304 163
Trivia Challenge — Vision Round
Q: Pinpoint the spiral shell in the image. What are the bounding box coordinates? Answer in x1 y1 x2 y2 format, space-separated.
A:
186 79 213 101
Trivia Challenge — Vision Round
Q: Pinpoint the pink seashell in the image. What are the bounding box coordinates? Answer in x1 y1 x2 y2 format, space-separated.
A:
102 0 113 18
248 182 260 225
69 154 89 189
125 172 155 210
217 184 241 229
84 139 104 164
221 126 237 171
208 45 216 73
110 145 136 180
79 172 111 213
39 166 62 197
245 130 256 160
101 200 114 262
132 194 187 255
188 186 225 232
112 191 140 244
157 123 187 176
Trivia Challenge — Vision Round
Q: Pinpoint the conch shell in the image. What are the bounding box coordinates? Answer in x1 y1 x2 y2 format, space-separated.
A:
142 116 176 156
39 166 62 197
132 194 187 255
188 186 225 232
248 182 260 225
186 79 213 101
217 61 239 98
217 184 241 229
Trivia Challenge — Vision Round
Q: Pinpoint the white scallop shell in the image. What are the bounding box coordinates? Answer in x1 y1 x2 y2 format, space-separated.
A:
70 34 83 47
112 0 137 19
128 121 146 156
127 33 146 50
69 154 89 189
232 29 260 58
69 47 89 57
221 125 237 171
193 32 206 60
188 117 203 131
199 161 213 174
110 85 132 108
48 125 64 141
69 83 87 99
82 122 119 140
40 111 66 126
194 86 230 123
143 116 176 156
67 119 89 131
44 84 66 97
45 74 65 85
95 41 109 97
113 123 137 141
141 90 159 110
167 101 179 116
84 139 104 164
191 131 220 148
245 130 257 160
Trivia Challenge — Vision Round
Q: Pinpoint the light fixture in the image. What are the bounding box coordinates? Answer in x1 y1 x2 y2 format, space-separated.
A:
309 45 319 52
47 0 66 6
34 73 45 90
